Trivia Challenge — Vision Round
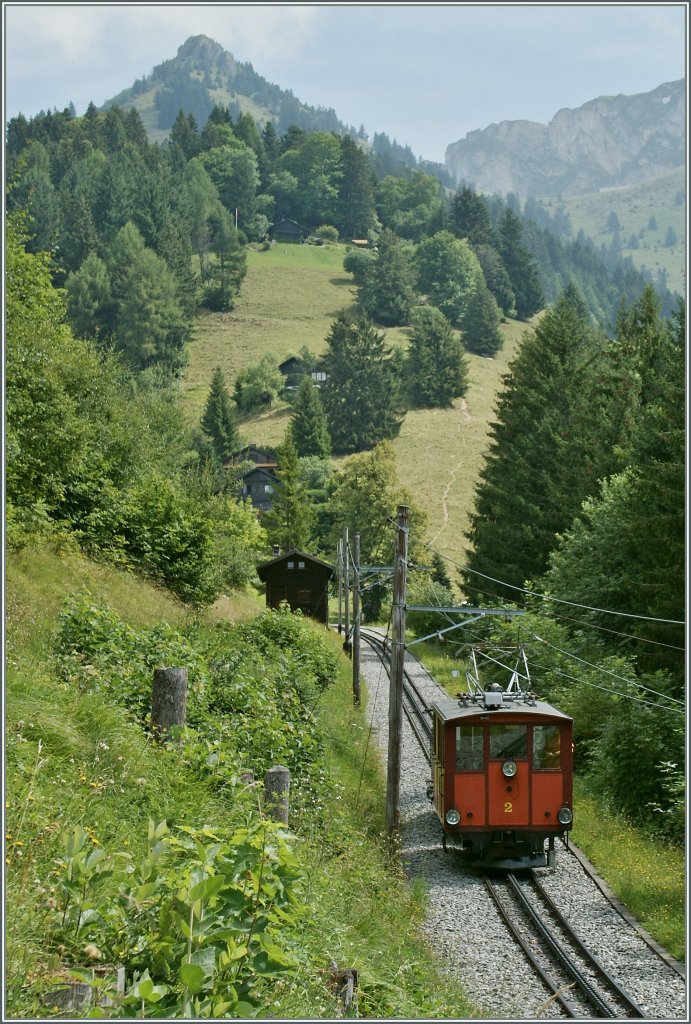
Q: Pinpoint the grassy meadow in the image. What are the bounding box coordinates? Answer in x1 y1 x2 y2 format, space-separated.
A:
181 240 527 569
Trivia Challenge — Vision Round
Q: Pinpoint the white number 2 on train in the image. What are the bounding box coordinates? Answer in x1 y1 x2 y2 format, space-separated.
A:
504 801 513 814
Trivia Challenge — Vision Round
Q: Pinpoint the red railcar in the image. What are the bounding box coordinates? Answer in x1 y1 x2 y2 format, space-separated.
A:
428 647 573 869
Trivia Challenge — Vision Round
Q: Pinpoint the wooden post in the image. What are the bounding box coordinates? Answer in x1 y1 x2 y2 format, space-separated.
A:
352 533 361 706
264 765 290 824
337 538 343 634
386 505 409 848
343 526 351 654
151 668 187 738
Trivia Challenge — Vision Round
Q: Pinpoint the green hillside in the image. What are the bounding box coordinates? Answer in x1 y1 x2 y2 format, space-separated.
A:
181 241 526 569
540 167 686 296
6 540 481 1018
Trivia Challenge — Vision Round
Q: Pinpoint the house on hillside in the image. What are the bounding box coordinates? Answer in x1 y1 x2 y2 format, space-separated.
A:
267 219 310 243
278 357 328 391
256 549 334 623
224 445 280 513
239 466 280 513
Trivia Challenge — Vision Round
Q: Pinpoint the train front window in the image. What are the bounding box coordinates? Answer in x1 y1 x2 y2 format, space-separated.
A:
533 725 561 769
489 724 527 759
456 725 484 770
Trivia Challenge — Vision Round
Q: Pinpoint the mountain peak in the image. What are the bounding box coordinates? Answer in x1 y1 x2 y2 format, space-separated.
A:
445 80 686 197
176 34 228 62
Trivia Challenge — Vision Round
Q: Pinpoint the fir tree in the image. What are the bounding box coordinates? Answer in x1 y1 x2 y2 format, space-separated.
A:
358 228 417 326
201 367 240 462
320 312 405 454
406 305 468 407
497 207 544 319
337 134 375 239
461 279 503 356
462 286 614 602
290 376 332 458
448 185 494 247
262 432 315 552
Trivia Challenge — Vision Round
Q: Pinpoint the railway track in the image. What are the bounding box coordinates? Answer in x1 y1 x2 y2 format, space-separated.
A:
360 627 432 755
359 625 654 1019
483 871 647 1019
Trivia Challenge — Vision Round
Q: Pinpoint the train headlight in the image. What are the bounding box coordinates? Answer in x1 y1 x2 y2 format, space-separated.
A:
558 806 573 825
445 808 461 826
502 760 518 778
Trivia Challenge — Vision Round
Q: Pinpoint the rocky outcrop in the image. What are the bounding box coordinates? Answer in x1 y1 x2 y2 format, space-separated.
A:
445 80 685 196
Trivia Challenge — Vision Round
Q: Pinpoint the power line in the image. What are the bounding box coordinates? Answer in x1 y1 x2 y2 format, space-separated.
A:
466 572 684 652
527 657 685 717
532 634 684 706
421 539 685 626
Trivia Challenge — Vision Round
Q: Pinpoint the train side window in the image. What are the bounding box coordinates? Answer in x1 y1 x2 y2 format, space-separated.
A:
533 725 561 769
456 725 484 770
489 724 527 759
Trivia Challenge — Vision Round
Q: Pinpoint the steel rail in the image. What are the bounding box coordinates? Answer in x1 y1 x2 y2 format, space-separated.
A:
526 874 647 1018
361 629 432 756
505 873 618 1018
482 873 580 1018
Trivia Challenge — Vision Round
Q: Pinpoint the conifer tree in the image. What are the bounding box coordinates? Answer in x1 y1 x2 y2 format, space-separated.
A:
358 228 417 326
448 185 494 247
461 279 503 356
406 306 468 407
262 432 314 552
461 286 614 602
497 207 544 319
543 301 684 685
201 367 240 462
290 376 332 458
320 311 405 454
337 134 375 239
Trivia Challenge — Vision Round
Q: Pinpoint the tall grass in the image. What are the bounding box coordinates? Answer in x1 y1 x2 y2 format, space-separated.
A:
5 543 483 1017
571 783 685 963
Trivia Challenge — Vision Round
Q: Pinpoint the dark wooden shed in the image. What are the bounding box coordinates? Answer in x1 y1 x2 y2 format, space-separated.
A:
268 219 310 243
256 549 334 624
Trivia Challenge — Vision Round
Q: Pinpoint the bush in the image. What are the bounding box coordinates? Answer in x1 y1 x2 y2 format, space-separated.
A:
586 675 684 834
343 247 374 285
313 224 339 242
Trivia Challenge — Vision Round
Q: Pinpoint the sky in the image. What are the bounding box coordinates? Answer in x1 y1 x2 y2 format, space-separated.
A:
3 2 688 163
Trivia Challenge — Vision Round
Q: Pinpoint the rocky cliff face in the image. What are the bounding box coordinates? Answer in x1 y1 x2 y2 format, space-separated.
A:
445 80 685 197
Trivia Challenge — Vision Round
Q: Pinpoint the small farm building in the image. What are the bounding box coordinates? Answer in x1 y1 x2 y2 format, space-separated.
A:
278 357 328 391
256 549 334 624
268 219 310 243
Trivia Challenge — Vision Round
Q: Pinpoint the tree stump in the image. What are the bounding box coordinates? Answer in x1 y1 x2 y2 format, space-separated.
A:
264 765 290 824
151 667 187 738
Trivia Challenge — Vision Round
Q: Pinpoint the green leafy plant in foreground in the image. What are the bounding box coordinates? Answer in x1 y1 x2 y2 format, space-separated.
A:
46 818 305 1018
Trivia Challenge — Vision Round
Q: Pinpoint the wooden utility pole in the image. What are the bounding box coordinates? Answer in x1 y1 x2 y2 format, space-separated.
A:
337 538 343 634
386 505 409 847
352 533 361 706
343 526 351 653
